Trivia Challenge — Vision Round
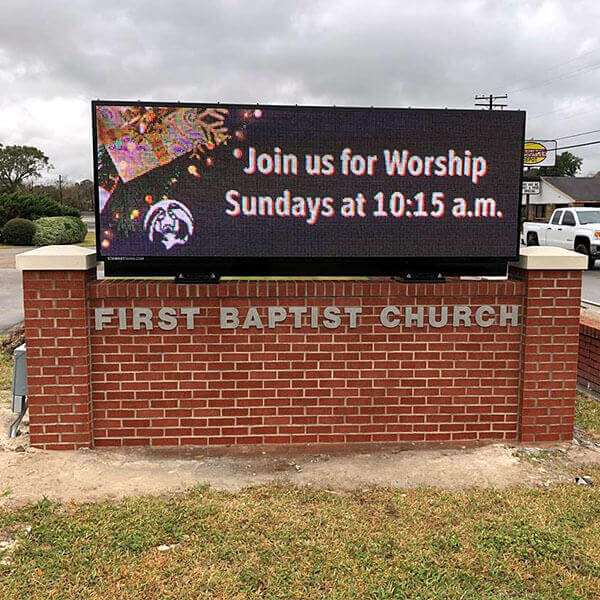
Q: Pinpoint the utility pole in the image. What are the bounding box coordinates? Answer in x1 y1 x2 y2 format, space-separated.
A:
474 94 508 110
58 174 63 204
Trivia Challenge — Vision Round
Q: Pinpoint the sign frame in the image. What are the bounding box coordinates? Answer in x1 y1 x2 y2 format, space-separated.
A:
92 100 526 278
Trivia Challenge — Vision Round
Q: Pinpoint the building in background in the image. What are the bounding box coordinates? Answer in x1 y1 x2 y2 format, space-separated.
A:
524 177 600 222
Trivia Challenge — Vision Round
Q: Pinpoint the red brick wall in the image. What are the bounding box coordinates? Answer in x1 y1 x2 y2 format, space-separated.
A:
22 269 583 450
579 312 600 396
89 278 528 449
23 269 95 450
509 268 582 443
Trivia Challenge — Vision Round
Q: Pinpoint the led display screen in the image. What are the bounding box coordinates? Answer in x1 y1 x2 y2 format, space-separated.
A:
93 102 525 275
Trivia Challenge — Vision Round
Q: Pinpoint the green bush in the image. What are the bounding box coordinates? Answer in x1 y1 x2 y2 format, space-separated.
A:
0 191 79 231
33 216 87 246
1 218 36 245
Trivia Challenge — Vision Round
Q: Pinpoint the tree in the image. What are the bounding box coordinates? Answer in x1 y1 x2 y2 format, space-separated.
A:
0 144 52 193
31 178 94 210
527 151 583 177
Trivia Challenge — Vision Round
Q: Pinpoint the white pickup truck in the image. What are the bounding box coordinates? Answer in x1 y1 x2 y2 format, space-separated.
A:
522 207 600 269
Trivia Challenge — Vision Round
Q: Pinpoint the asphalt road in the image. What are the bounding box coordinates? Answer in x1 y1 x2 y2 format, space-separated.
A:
0 268 23 332
582 267 600 304
81 211 95 235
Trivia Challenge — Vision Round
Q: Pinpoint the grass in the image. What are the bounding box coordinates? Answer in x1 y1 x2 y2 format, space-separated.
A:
78 231 95 248
1 339 599 596
0 482 600 599
576 393 600 441
0 353 12 391
0 326 19 391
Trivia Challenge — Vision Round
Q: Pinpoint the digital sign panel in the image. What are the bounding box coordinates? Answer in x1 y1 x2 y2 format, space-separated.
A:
93 102 525 276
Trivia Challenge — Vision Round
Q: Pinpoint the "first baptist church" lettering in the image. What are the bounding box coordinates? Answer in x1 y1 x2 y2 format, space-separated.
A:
93 304 519 331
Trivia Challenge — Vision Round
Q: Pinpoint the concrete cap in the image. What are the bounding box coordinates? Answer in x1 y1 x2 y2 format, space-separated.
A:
16 245 97 271
511 246 588 270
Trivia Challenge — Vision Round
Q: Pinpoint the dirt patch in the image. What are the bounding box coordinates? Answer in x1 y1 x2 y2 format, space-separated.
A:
1 405 600 507
0 322 24 354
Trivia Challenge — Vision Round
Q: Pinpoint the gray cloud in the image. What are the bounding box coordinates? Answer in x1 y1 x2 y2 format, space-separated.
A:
1 0 600 180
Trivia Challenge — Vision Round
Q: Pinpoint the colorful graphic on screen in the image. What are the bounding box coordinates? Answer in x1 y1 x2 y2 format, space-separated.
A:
94 103 525 259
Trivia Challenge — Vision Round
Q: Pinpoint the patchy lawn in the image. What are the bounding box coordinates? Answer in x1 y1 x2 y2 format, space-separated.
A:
577 393 600 442
78 231 95 248
1 357 599 597
0 329 18 392
1 482 600 599
0 353 12 391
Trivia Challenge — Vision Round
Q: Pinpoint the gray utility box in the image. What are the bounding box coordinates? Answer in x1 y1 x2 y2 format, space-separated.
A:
11 343 27 413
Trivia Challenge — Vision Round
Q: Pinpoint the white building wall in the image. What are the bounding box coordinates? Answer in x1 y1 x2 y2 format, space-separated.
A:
521 180 573 206
531 181 573 205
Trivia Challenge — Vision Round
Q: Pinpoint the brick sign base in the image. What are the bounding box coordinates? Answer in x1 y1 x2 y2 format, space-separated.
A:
579 312 600 396
21 265 582 451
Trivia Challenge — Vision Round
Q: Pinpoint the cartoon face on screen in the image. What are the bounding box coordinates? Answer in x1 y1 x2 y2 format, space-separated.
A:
143 199 194 250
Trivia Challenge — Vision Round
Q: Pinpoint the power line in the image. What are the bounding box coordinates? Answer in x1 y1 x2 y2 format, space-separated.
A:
554 139 600 151
528 98 593 120
545 47 597 72
510 59 600 95
493 50 600 125
527 105 600 139
556 128 600 140
511 48 597 96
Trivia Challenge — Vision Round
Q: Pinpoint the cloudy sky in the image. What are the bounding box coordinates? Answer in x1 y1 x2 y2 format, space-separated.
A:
1 0 600 182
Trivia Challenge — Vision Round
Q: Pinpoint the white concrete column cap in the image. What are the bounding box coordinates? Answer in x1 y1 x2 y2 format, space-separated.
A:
511 246 587 270
16 245 97 271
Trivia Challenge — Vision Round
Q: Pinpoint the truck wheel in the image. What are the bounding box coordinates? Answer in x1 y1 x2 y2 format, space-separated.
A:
526 232 539 246
575 242 595 270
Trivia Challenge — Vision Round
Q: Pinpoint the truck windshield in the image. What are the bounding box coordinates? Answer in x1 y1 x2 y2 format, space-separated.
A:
577 211 600 224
